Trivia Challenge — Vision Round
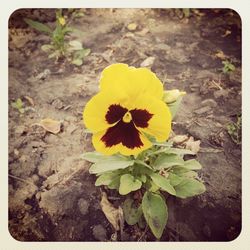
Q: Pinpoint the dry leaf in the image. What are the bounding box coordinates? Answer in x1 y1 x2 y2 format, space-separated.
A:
172 134 189 144
37 118 61 134
127 23 137 31
140 56 155 67
100 192 120 231
24 96 35 106
183 136 201 154
215 50 227 60
222 30 231 37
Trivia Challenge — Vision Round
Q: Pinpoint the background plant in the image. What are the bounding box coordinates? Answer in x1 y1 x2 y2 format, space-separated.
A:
24 9 90 66
227 114 242 145
82 93 205 239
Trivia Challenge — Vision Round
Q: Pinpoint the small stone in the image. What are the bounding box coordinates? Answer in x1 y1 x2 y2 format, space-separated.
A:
140 56 155 67
127 23 137 31
92 224 107 241
31 174 40 184
78 198 89 216
194 106 212 115
52 98 64 110
214 89 229 99
201 99 217 108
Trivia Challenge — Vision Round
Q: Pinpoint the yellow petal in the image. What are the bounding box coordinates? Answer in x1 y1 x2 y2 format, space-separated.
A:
132 94 172 141
83 91 128 133
92 130 152 156
99 63 164 100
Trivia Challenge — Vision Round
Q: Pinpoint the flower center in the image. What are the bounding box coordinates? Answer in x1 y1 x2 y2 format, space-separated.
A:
122 111 132 123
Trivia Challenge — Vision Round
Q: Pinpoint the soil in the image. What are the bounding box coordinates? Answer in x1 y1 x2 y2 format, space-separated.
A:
8 9 241 241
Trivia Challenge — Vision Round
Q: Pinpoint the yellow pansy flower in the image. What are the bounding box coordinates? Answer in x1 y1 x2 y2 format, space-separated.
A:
83 63 172 156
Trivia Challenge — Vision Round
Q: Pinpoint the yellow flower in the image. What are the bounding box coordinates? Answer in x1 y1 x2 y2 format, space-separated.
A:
58 17 66 26
83 63 172 156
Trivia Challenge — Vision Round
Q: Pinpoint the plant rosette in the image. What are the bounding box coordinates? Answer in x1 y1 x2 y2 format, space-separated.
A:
82 63 205 240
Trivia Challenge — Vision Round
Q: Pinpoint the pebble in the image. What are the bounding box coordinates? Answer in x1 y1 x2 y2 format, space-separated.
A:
140 56 155 67
78 198 89 216
214 89 229 99
201 99 217 108
92 224 107 241
194 106 212 115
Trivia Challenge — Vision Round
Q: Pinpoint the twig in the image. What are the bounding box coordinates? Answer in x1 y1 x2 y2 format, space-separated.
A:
138 224 149 242
8 174 36 186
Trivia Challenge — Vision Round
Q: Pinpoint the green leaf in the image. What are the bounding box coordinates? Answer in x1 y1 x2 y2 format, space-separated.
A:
150 173 176 195
142 191 168 239
154 154 184 169
180 171 198 179
24 18 52 34
107 176 120 190
137 174 147 183
69 40 83 50
151 141 173 147
122 198 142 225
168 173 183 186
135 159 153 169
71 58 83 66
171 165 190 175
184 159 202 170
168 96 183 119
164 148 195 155
95 171 121 186
41 44 53 52
89 158 134 174
175 179 206 198
119 174 142 195
82 151 108 163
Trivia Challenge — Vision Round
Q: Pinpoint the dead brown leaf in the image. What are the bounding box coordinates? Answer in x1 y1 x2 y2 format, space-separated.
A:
127 23 137 31
100 192 120 231
215 50 227 60
36 118 61 134
172 135 189 144
183 136 201 154
222 30 231 37
24 96 35 106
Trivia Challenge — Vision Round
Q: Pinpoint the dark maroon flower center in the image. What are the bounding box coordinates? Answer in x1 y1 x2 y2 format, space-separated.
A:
101 104 153 149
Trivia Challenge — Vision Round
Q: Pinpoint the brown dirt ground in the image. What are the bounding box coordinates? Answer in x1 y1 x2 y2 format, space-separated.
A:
8 9 241 241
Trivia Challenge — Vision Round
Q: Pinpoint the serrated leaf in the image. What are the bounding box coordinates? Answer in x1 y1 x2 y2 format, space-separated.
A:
24 18 52 33
150 173 176 195
142 191 168 239
122 198 142 225
175 179 206 198
154 154 184 169
184 159 202 170
119 174 142 195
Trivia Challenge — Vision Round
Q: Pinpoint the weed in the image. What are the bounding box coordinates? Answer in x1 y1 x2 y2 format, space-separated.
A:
11 98 25 113
222 60 236 74
227 114 242 145
24 9 90 66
